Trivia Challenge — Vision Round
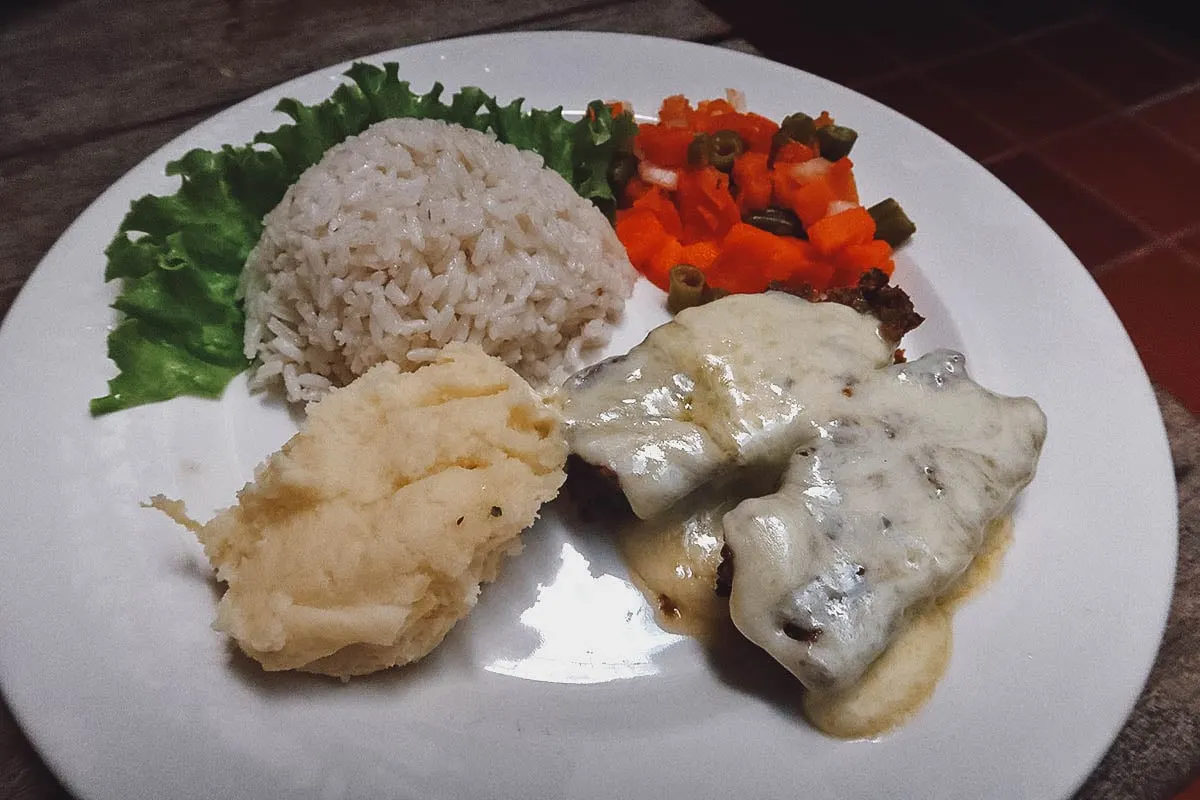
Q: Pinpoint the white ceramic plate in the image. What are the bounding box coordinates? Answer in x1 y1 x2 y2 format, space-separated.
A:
0 32 1177 800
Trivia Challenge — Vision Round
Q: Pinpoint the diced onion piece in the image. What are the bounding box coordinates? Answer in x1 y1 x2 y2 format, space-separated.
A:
790 157 832 185
639 161 680 190
725 88 748 112
827 200 859 216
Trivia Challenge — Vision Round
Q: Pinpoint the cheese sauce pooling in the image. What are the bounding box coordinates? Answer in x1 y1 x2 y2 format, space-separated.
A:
562 292 1046 735
619 506 1013 738
800 517 1012 738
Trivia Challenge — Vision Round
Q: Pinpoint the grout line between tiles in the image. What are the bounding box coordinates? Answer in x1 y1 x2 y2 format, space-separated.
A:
959 6 1106 44
893 2 1200 167
977 77 1200 167
1170 244 1200 275
1097 7 1200 69
851 9 1103 92
925 40 1200 256
976 147 1159 261
1091 221 1200 276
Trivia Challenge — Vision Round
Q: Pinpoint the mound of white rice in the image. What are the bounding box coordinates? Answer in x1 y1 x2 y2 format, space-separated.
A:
241 117 637 403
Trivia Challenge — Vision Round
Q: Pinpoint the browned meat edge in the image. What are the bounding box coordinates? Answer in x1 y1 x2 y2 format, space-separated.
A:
767 268 925 345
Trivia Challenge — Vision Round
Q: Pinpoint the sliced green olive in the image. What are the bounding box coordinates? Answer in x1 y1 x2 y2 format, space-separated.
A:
780 113 817 143
687 133 711 167
607 152 639 190
667 264 708 314
816 124 858 160
867 198 917 248
707 129 746 173
744 206 804 238
770 112 818 164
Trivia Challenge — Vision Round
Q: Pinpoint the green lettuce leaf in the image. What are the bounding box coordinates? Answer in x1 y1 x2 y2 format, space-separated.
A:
92 63 637 415
573 100 640 218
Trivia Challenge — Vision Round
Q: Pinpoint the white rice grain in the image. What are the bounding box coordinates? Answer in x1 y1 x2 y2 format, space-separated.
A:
240 118 637 402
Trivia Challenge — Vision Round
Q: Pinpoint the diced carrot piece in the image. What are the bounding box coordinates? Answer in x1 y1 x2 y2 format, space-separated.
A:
676 167 740 244
647 237 686 290
679 240 721 270
785 177 839 228
826 158 860 203
696 98 738 119
706 223 813 291
732 152 773 214
700 112 779 154
705 251 761 294
802 261 838 291
764 235 817 282
739 112 782 154
622 176 652 204
635 124 697 168
615 209 673 269
658 95 693 127
608 101 627 117
784 257 836 292
772 169 796 208
773 141 816 165
839 240 894 276
807 206 876 256
632 187 684 239
831 260 876 288
814 111 835 129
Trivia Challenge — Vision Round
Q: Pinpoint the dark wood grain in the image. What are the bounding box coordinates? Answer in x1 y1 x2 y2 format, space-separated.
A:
0 283 23 323
0 0 732 290
495 0 730 38
2 0 607 156
0 701 69 800
0 0 731 159
0 110 212 287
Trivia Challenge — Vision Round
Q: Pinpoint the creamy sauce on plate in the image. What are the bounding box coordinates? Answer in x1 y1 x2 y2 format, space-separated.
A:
562 292 1046 737
620 515 1012 738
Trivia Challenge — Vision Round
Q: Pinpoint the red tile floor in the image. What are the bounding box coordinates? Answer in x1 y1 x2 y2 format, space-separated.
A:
713 0 1200 414
712 3 1200 794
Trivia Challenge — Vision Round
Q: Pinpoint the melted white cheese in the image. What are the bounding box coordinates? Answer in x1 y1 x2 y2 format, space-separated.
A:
561 293 892 518
618 497 731 637
562 293 1046 715
724 351 1046 691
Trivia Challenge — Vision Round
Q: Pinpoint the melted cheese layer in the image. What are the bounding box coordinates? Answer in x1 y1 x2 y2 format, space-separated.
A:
561 293 893 519
725 351 1046 691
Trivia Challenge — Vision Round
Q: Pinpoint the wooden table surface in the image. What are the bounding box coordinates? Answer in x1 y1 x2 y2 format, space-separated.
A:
1 1 1197 798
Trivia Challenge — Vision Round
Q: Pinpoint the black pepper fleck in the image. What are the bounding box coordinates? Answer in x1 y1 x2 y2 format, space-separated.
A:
490 506 503 517
456 516 464 526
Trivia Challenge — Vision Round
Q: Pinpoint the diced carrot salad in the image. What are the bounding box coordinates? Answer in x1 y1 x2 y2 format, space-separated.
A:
614 94 913 296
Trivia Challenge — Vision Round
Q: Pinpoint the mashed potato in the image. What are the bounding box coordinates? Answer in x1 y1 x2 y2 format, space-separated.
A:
173 343 567 678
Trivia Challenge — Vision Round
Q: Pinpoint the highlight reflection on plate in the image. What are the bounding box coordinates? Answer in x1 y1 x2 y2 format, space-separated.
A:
485 539 678 684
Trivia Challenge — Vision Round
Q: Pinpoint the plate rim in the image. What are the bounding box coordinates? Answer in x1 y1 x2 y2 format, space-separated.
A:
0 30 1179 800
